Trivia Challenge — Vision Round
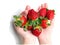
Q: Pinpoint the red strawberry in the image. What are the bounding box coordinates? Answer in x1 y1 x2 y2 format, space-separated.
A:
41 19 47 23
27 26 33 30
27 9 38 20
41 20 48 28
32 29 42 37
20 15 27 26
46 10 54 20
39 8 47 17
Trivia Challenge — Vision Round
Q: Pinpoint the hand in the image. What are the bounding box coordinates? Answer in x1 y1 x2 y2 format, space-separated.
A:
38 3 54 45
38 21 54 44
13 3 54 45
14 5 39 45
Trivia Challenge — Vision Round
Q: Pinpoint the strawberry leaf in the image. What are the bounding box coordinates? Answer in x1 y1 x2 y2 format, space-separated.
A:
13 15 20 21
28 20 33 26
46 8 48 11
36 18 42 25
23 28 27 31
14 20 22 27
43 17 48 20
47 23 51 26
39 16 44 19
23 25 28 31
13 15 18 19
32 20 37 27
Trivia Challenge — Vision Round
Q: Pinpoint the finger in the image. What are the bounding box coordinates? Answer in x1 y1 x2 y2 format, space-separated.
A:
25 10 28 15
25 5 31 11
37 4 43 12
20 10 28 17
37 6 41 12
44 3 48 8
20 5 30 16
20 10 28 15
41 4 44 8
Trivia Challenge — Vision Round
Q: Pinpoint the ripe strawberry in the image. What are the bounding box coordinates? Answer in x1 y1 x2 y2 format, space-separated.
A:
27 26 33 30
46 10 54 20
27 9 38 20
39 8 47 17
20 15 27 26
32 29 42 37
41 19 47 23
41 20 48 28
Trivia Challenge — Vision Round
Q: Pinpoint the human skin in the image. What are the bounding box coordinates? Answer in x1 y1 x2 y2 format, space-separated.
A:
38 3 54 45
14 25 39 45
38 21 54 45
14 3 54 45
14 5 39 45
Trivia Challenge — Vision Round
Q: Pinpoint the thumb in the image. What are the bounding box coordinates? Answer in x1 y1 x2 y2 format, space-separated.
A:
13 23 26 36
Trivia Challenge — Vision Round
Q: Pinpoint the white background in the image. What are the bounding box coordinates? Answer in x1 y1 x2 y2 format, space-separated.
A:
0 0 60 45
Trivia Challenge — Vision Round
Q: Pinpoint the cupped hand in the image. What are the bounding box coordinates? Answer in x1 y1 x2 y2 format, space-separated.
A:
38 21 54 44
13 3 54 45
38 3 54 44
14 6 39 45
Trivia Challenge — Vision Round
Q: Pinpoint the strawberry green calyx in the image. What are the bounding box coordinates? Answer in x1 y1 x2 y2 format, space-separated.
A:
13 15 20 21
23 20 33 31
46 8 48 11
47 20 51 26
13 15 22 27
14 20 22 27
39 16 44 19
36 18 42 25
28 19 33 26
53 10 55 15
53 10 55 12
43 17 48 20
32 20 37 27
27 20 33 30
13 15 27 27
32 18 42 27
34 26 42 30
23 21 29 31
23 26 27 31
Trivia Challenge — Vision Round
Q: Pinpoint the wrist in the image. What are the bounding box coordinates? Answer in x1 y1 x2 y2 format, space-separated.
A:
23 37 39 45
23 38 34 45
38 36 52 44
23 37 35 44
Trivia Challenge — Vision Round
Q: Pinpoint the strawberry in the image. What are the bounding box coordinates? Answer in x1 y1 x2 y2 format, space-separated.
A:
41 23 48 28
32 29 42 37
41 19 47 23
41 20 48 28
27 9 38 20
27 26 33 30
46 10 54 20
39 8 47 17
20 15 27 26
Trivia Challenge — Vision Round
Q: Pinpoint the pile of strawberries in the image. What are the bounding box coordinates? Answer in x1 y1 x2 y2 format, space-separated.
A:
13 6 55 37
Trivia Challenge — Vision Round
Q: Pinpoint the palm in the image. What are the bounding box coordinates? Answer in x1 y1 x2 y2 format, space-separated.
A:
14 26 39 45
14 25 37 39
38 21 54 43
